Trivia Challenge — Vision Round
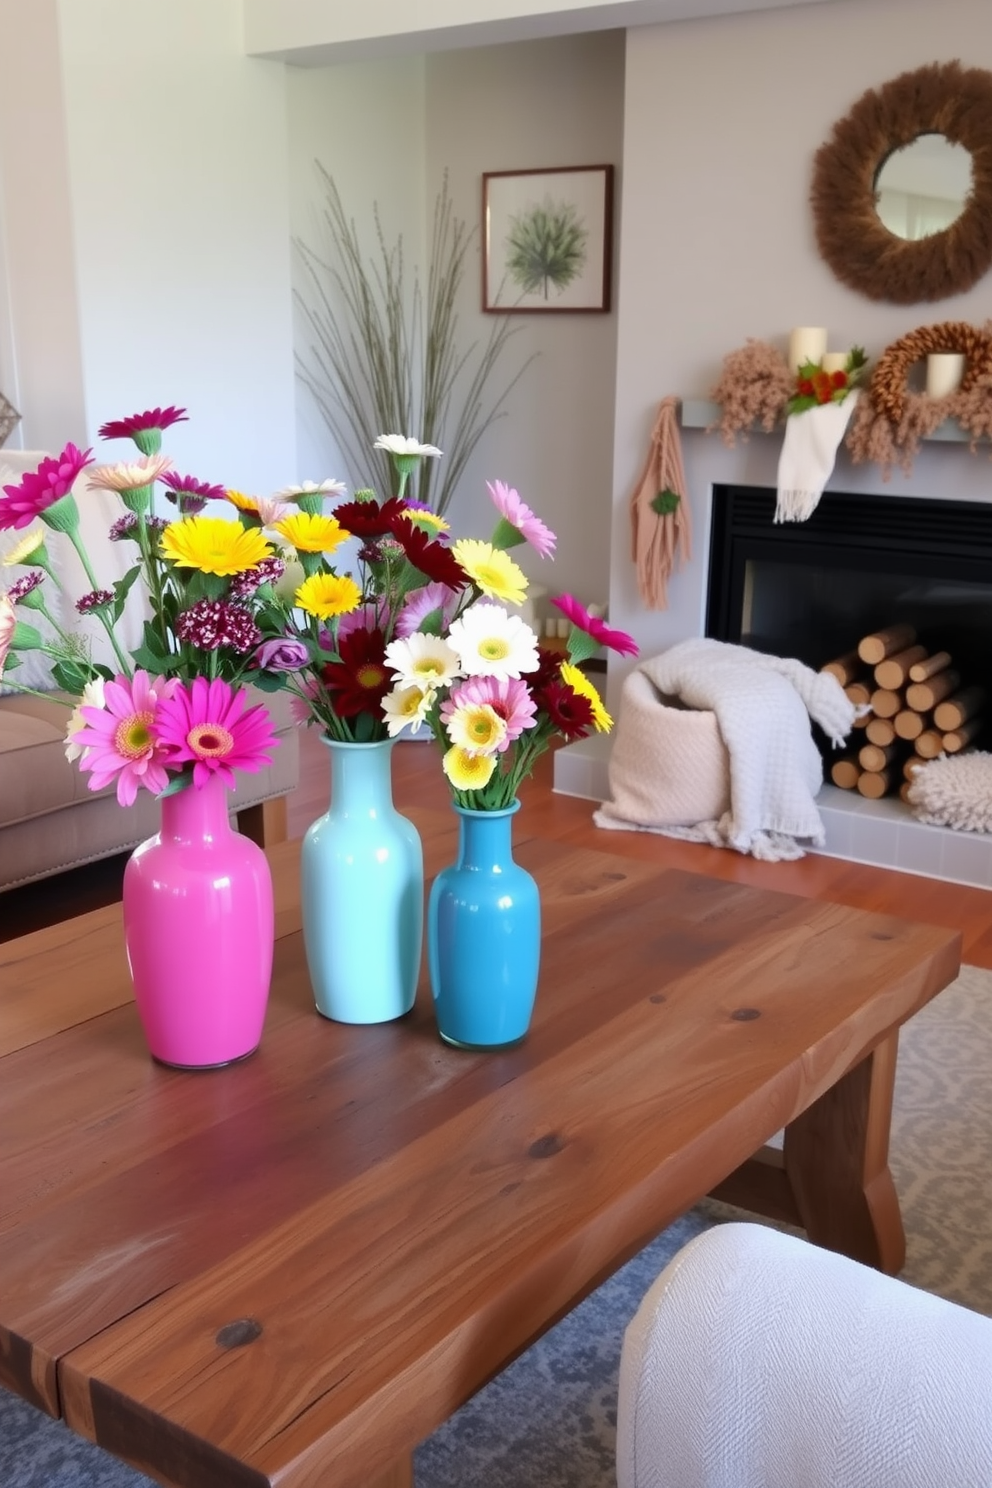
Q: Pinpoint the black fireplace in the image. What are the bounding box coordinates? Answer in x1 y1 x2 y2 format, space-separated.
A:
705 484 992 751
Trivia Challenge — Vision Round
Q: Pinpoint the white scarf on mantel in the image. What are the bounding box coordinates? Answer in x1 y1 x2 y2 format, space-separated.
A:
775 389 860 523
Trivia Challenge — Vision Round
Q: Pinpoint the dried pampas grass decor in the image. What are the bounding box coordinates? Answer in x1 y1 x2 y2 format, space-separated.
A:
707 339 793 446
810 61 992 305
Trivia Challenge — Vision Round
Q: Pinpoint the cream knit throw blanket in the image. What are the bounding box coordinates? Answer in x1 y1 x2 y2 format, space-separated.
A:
595 639 857 861
775 390 860 523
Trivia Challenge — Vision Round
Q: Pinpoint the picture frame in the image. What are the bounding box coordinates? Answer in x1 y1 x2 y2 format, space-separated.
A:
482 165 614 314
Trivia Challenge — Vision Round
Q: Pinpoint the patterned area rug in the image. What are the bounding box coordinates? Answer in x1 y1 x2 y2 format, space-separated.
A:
3 966 990 1488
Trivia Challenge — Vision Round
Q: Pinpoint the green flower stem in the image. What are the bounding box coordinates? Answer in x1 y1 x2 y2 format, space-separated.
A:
135 516 171 654
61 526 132 674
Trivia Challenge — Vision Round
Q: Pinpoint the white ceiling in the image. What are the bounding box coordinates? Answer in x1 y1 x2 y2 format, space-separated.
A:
243 0 839 66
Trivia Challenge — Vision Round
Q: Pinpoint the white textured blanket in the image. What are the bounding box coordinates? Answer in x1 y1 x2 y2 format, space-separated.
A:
595 638 857 861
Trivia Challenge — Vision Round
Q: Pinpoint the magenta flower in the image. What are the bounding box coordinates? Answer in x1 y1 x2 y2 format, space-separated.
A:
153 677 278 788
73 671 176 806
7 571 44 603
336 601 381 642
396 582 461 639
440 674 537 751
487 479 557 559
0 443 93 530
76 588 115 613
173 600 261 653
252 636 310 672
98 407 188 441
228 555 286 599
160 471 227 514
552 594 639 657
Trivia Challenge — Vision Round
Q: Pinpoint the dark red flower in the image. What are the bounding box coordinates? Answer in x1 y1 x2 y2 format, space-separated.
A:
319 627 391 718
98 407 188 440
534 679 595 740
333 496 408 538
831 370 848 390
390 520 466 588
530 646 567 690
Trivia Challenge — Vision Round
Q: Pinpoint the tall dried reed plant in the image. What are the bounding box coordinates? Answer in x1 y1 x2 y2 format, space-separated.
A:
295 164 531 516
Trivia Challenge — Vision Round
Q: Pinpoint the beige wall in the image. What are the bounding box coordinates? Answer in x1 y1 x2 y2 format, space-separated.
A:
607 0 992 703
0 0 86 450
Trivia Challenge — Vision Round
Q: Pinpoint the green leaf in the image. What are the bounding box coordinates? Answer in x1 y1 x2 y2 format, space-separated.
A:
52 659 91 693
130 644 179 673
112 564 143 623
651 488 681 516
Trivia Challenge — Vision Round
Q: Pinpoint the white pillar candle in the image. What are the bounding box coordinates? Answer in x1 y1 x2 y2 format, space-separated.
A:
788 326 827 372
926 352 965 399
821 351 848 374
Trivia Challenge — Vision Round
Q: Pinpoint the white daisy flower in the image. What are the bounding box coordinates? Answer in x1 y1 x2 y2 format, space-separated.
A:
64 676 106 762
382 682 435 737
276 478 347 499
384 631 462 689
444 701 507 757
446 602 539 680
373 435 443 460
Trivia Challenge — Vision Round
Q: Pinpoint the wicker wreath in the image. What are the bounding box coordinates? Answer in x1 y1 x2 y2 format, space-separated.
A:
869 322 992 423
811 62 992 305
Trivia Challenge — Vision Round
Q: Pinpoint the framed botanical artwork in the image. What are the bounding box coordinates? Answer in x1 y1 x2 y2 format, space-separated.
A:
482 165 614 314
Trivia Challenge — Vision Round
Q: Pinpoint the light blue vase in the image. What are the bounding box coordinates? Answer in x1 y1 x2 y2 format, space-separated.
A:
301 737 423 1024
428 801 541 1050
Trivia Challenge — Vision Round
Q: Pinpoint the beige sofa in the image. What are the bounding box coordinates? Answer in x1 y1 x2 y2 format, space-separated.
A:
0 687 299 891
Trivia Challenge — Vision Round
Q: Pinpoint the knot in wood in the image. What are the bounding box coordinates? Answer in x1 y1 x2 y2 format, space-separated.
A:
529 1133 566 1159
215 1318 263 1350
731 1007 761 1022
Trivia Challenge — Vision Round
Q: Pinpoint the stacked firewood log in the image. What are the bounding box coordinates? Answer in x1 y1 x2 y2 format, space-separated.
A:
821 624 985 801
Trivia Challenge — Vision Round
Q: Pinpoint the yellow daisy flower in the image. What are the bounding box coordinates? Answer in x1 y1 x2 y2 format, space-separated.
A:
1 527 46 566
442 744 497 792
272 512 348 555
294 571 362 620
160 516 273 576
226 489 260 513
397 508 449 537
451 539 527 606
561 661 613 733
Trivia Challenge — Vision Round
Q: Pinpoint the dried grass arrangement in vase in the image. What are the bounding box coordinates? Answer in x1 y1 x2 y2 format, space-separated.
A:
294 166 533 517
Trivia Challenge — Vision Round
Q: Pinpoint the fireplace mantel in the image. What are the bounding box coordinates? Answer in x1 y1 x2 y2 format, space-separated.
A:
679 399 983 445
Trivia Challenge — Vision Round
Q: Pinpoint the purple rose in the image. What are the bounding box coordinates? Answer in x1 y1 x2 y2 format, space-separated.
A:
252 636 310 672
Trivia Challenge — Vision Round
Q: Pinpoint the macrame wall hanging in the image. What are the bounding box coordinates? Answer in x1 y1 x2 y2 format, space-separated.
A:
629 395 692 610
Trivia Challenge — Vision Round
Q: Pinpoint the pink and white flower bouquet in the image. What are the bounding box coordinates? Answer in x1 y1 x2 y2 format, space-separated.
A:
378 480 638 810
0 407 281 803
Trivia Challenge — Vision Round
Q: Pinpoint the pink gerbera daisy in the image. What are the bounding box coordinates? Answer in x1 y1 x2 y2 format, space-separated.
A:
153 676 278 788
0 443 93 530
98 406 188 441
440 674 537 752
395 582 461 639
487 479 557 560
73 671 176 806
551 593 639 658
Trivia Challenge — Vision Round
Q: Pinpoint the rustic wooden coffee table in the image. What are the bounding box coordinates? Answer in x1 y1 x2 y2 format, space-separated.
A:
0 808 960 1488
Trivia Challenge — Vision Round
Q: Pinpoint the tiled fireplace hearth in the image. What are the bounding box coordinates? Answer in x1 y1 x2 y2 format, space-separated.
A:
555 477 992 889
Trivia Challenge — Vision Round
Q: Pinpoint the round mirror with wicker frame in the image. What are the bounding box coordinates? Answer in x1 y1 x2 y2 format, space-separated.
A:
811 61 992 304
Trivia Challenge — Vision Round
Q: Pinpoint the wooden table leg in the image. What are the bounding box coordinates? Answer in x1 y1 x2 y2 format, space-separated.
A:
783 1031 905 1274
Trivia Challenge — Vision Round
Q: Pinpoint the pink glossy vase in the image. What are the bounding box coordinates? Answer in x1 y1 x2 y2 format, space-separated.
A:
122 773 274 1069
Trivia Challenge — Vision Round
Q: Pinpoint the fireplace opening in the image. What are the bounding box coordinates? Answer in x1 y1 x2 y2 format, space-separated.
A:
705 485 992 759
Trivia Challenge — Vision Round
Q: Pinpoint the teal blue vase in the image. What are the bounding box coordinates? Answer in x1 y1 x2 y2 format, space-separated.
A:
428 801 541 1050
302 737 423 1024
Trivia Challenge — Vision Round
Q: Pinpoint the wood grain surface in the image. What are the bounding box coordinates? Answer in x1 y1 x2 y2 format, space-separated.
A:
0 819 961 1488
